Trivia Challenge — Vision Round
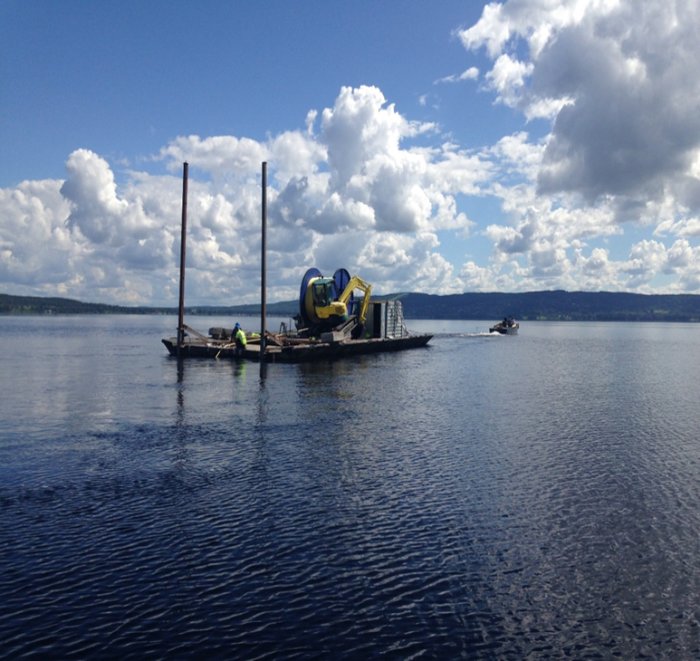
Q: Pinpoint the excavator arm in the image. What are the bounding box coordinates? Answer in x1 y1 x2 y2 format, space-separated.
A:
337 275 372 325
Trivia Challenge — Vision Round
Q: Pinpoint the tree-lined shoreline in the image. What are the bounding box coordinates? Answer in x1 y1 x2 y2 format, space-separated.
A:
3 291 700 322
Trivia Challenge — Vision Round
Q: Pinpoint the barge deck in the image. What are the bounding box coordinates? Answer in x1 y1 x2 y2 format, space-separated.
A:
162 330 432 363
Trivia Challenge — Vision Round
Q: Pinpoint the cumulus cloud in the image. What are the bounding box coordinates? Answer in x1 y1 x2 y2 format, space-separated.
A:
1 86 492 304
0 179 74 286
0 173 175 304
435 67 480 85
486 54 533 107
458 260 498 291
3 7 700 304
158 135 269 178
460 0 700 212
451 0 700 293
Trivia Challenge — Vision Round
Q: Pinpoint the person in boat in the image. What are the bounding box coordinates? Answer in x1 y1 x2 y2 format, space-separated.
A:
232 322 247 356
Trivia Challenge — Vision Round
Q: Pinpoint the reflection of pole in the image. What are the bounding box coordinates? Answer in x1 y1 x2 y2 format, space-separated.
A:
177 162 189 354
260 161 267 365
176 358 184 417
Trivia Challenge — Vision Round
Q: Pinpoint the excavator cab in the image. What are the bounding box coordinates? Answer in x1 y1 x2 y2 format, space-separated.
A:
310 278 347 319
311 278 334 307
298 267 372 337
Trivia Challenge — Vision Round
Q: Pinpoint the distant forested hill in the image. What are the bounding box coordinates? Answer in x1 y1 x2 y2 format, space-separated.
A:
397 291 700 322
0 294 176 315
0 294 133 315
2 291 700 322
0 293 295 317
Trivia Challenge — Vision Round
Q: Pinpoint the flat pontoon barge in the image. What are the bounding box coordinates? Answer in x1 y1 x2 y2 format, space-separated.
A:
162 297 432 363
162 330 432 363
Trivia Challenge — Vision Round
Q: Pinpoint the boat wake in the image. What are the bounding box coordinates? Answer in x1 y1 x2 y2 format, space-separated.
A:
432 331 504 339
461 331 503 338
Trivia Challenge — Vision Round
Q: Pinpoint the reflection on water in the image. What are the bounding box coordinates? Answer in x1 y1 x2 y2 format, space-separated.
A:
1 316 699 658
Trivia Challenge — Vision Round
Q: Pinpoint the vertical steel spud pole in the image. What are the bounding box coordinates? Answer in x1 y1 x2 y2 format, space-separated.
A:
177 162 189 354
260 161 267 364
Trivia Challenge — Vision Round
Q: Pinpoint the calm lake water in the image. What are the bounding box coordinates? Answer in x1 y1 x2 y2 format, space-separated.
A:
1 315 699 659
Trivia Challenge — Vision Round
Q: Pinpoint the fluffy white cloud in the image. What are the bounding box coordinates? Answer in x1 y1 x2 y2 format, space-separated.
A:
158 135 269 178
452 0 700 293
0 179 74 285
1 86 492 305
0 173 176 304
3 25 700 306
460 0 700 213
486 54 533 107
435 67 480 85
458 260 498 291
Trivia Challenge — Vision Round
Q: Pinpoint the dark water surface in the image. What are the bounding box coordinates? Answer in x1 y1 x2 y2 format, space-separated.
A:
1 315 699 658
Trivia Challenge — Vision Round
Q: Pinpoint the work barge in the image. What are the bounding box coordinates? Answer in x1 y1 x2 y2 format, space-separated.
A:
162 162 432 363
162 298 432 363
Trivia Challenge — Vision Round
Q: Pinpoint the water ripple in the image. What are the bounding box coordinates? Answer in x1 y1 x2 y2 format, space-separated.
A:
2 320 700 658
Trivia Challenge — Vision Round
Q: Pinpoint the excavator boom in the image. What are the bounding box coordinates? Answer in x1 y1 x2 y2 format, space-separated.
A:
337 275 372 325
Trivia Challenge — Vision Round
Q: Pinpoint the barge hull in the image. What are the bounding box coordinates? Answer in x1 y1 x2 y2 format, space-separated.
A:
162 334 432 363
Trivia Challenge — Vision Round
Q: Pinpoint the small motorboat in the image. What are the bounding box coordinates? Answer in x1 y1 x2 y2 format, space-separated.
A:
489 317 519 335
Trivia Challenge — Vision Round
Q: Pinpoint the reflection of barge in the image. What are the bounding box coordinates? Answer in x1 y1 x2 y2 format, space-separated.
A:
162 162 431 362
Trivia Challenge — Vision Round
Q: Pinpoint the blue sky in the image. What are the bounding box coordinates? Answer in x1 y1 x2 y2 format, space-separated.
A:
2 0 700 306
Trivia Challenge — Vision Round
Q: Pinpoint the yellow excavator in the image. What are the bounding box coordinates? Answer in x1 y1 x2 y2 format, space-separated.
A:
298 267 372 338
